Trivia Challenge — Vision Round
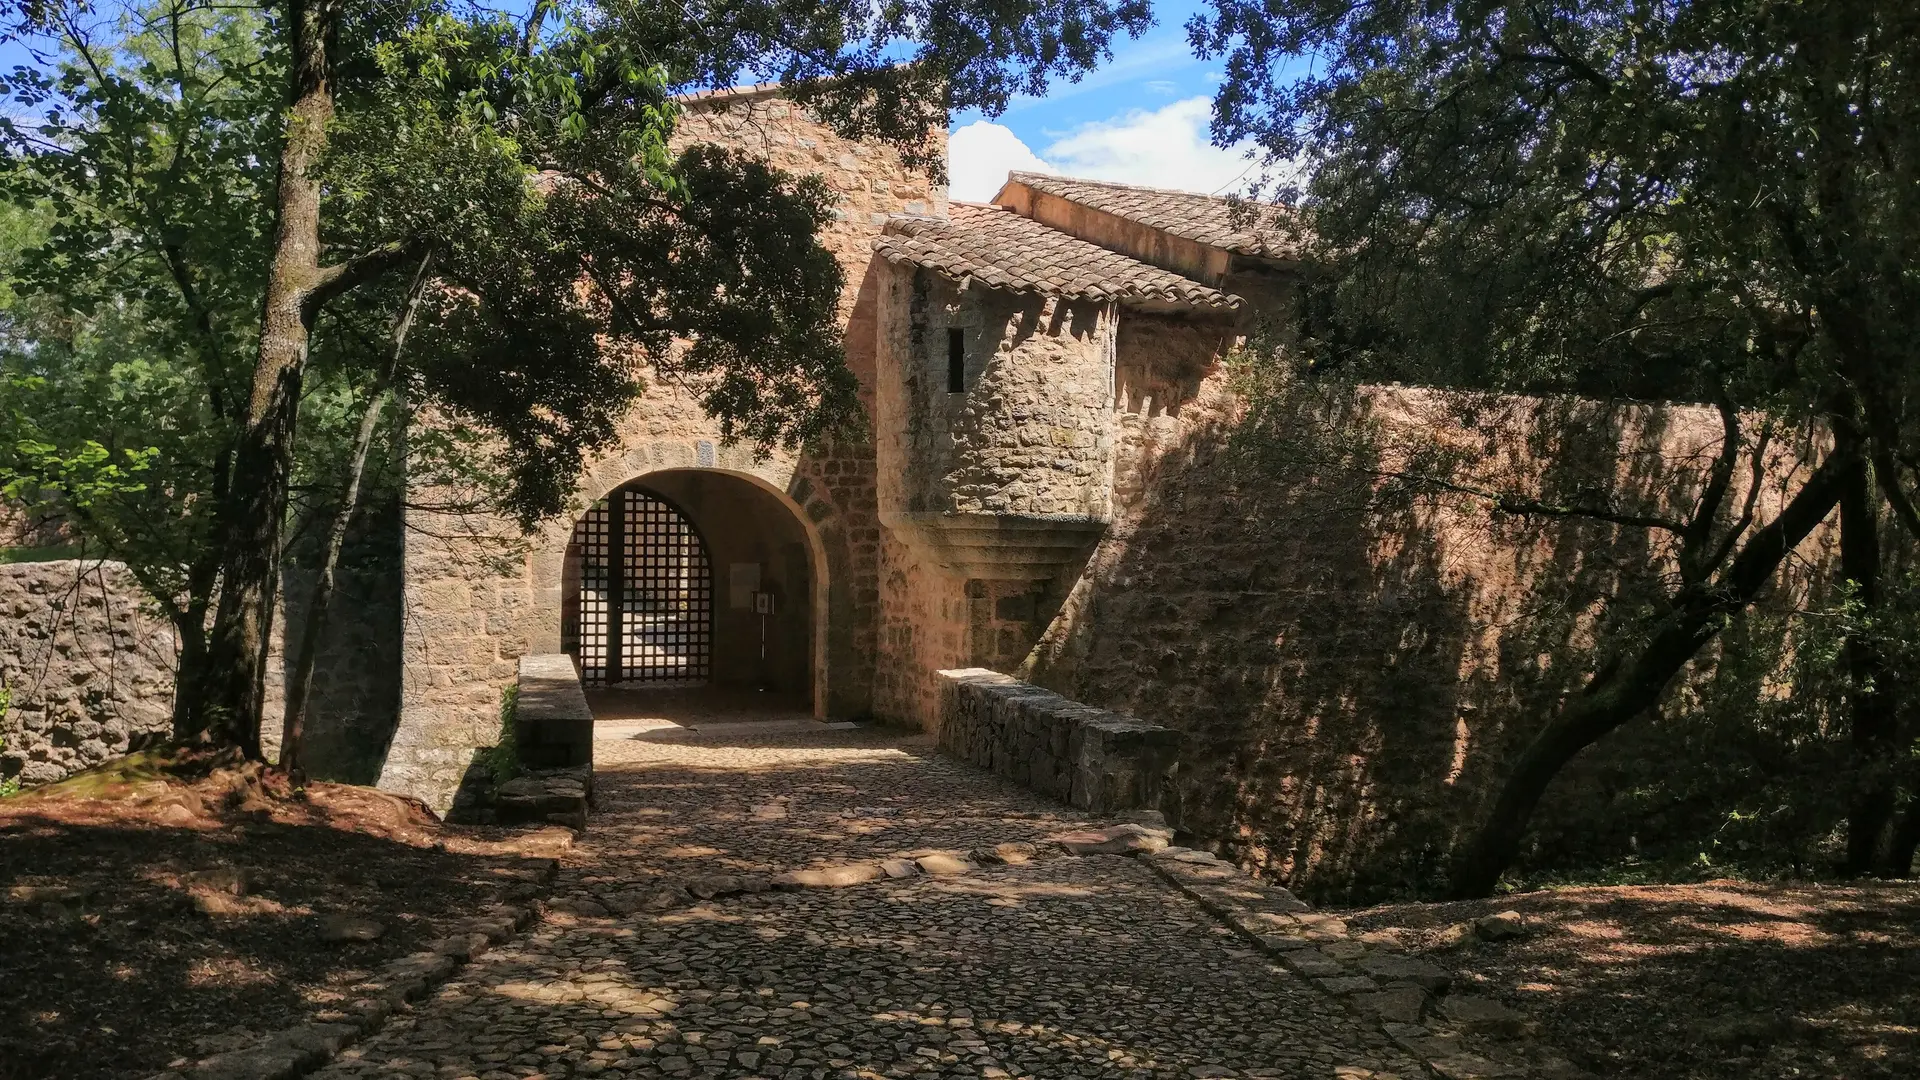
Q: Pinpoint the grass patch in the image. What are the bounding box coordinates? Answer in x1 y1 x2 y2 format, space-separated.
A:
480 684 521 787
0 544 85 564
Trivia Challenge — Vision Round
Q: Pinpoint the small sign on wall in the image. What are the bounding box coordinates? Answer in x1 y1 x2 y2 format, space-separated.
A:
729 562 761 609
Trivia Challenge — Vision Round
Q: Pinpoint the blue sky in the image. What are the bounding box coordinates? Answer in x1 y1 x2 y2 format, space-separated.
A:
3 0 1281 202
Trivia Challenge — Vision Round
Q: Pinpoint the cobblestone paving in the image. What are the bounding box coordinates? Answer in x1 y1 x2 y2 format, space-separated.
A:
315 723 1425 1080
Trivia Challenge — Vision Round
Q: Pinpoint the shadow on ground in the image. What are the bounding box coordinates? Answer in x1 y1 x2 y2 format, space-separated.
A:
0 795 551 1080
1345 880 1920 1080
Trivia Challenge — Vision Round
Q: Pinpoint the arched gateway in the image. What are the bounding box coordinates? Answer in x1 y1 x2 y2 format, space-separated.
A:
562 486 715 686
559 469 821 708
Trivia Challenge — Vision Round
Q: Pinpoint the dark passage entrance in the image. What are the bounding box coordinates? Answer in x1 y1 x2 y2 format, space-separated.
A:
564 486 714 685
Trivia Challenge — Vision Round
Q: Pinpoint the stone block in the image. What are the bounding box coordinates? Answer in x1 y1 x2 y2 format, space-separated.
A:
1313 975 1379 996
771 864 885 889
514 655 594 771
1437 995 1534 1038
1053 823 1171 856
1277 952 1347 979
1351 987 1431 1025
1358 953 1454 993
915 853 974 875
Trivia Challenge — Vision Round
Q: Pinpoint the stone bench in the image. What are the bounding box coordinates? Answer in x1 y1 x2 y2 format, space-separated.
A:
936 668 1181 814
497 655 595 829
515 654 594 770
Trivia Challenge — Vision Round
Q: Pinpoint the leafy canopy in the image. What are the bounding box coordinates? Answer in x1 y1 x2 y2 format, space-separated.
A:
1194 0 1920 440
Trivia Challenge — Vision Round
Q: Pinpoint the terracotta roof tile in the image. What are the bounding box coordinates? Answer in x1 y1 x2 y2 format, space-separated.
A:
1004 172 1296 258
872 204 1242 311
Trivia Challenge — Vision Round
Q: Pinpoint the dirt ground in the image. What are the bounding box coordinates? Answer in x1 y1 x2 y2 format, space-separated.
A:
1342 880 1920 1080
0 751 566 1080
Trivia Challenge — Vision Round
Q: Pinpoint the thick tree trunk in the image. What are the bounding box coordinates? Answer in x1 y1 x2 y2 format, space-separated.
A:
279 253 433 785
1447 451 1852 898
1840 454 1898 874
199 0 337 757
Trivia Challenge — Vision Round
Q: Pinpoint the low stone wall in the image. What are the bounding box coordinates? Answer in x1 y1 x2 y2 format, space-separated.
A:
0 560 175 787
513 655 593 774
936 668 1180 813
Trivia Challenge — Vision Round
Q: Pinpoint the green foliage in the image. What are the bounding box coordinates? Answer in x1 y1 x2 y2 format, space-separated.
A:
0 4 275 655
483 684 521 788
1197 0 1920 424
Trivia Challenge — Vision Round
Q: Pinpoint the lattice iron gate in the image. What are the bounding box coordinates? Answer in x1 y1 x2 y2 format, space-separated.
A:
563 487 713 685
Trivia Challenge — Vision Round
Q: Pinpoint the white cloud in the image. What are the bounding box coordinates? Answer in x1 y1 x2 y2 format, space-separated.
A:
947 120 1058 202
1045 97 1257 194
947 97 1265 203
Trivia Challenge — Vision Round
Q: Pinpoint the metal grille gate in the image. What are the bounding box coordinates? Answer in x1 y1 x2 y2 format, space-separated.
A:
564 487 713 685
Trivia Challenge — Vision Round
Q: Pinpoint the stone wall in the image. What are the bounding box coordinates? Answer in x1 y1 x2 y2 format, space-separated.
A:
1012 330 1837 900
936 667 1181 813
266 566 404 784
872 544 969 728
867 276 1838 899
385 89 937 810
0 560 174 787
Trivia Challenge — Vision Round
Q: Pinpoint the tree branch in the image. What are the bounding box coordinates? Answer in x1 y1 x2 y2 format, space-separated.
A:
156 240 230 421
579 258 708 401
1403 470 1687 534
1523 4 1613 90
1699 417 1774 575
1494 46 1613 90
305 238 430 318
1679 399 1742 582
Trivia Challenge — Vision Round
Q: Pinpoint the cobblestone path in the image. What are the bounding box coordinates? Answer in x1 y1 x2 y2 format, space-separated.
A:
315 722 1425 1080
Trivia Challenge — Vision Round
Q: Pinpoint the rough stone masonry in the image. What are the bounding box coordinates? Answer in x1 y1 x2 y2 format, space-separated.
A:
0 560 174 787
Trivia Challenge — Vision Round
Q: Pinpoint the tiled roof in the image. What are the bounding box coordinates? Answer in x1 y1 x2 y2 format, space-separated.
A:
1004 172 1296 258
872 204 1242 311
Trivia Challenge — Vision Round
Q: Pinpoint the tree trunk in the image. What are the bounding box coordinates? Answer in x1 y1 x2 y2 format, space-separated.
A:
1841 452 1897 874
169 615 212 740
279 252 433 786
1884 801 1920 878
1447 451 1852 898
199 0 338 757
168 545 224 739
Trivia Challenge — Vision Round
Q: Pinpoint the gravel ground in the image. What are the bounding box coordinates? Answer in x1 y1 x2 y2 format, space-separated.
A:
314 721 1425 1080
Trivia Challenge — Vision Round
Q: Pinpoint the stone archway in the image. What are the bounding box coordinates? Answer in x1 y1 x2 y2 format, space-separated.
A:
554 467 827 714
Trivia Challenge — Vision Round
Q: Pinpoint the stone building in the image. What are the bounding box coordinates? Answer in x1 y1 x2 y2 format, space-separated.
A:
379 83 1318 810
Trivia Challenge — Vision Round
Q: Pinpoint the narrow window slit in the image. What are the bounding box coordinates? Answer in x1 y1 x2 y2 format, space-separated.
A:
947 328 966 393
